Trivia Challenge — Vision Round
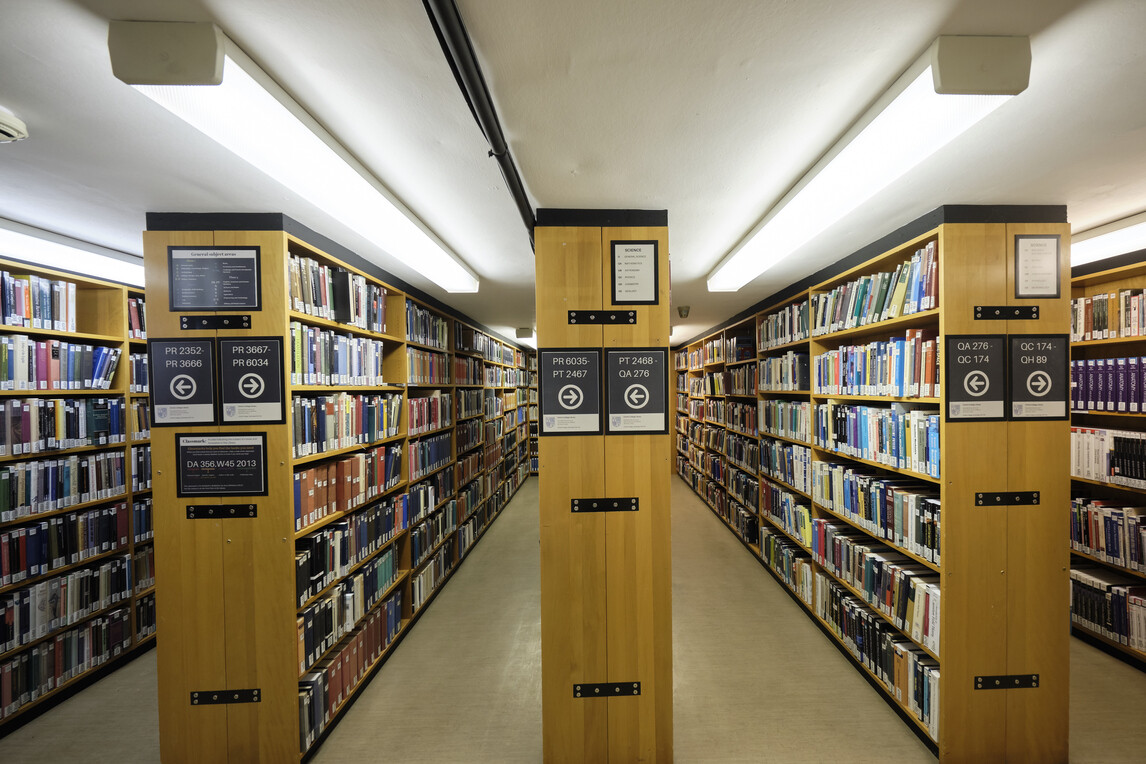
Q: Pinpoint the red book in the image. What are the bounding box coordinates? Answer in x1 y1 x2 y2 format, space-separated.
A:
117 502 129 547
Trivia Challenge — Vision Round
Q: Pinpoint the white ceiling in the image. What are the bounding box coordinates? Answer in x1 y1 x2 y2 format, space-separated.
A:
2 0 1145 345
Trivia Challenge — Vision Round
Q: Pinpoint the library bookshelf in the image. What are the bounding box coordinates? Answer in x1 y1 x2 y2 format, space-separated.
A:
0 259 155 735
675 206 1071 762
527 352 538 475
1068 252 1146 665
143 214 526 761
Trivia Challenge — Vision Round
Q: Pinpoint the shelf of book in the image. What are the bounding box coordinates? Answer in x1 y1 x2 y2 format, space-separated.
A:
0 259 154 734
674 206 1071 761
142 216 528 761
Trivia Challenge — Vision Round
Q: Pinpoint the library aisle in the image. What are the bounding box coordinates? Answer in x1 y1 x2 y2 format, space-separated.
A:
5 477 1146 762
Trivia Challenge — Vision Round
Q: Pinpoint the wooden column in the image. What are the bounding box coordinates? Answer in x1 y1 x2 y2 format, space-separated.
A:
536 211 673 762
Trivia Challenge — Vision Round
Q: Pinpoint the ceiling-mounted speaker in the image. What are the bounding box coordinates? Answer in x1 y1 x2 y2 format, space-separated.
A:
0 106 28 143
108 21 224 85
515 327 533 339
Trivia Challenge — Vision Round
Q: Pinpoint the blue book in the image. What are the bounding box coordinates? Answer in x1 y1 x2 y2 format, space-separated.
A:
1131 357 1141 413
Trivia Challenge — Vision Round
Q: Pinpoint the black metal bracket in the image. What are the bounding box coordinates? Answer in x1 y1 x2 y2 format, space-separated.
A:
568 310 636 325
181 314 252 330
975 674 1039 690
574 682 641 697
186 504 258 519
975 492 1040 506
571 497 639 513
975 305 1038 321
191 688 261 705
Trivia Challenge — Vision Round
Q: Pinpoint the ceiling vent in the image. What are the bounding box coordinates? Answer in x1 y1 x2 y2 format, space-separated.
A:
0 107 28 143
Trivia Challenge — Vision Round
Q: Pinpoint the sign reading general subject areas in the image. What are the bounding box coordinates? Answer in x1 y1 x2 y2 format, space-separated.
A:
149 338 217 426
1009 334 1069 420
218 337 285 424
538 348 602 436
176 433 268 497
168 246 262 311
606 348 668 434
945 334 1007 421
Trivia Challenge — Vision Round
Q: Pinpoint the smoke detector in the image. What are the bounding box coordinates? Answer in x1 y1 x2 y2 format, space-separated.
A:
0 107 28 143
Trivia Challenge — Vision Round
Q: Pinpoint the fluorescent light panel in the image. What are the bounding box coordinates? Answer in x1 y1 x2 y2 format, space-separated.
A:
0 218 144 286
134 50 479 293
708 50 1014 292
1071 211 1146 266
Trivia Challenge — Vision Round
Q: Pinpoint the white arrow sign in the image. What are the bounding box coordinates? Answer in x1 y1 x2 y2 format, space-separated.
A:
624 383 650 409
964 370 989 397
171 374 197 400
238 373 265 399
1027 370 1052 397
558 384 583 410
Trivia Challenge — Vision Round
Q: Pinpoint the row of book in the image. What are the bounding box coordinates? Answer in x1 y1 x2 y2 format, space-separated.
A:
1070 289 1146 342
812 462 941 564
0 555 132 652
411 503 458 570
128 401 149 444
0 608 132 722
813 403 941 479
126 296 146 340
408 391 452 436
456 479 483 521
291 393 403 459
687 377 703 397
0 272 77 333
297 590 402 752
0 336 121 391
0 501 129 586
295 518 400 608
130 446 151 493
411 538 455 612
1071 356 1146 413
758 299 809 350
704 424 725 453
729 363 756 396
1071 426 1146 488
759 351 810 392
814 574 939 740
702 452 725 484
132 497 152 544
292 452 407 532
726 400 757 436
454 323 486 356
703 371 727 396
810 241 937 337
1070 565 1146 651
406 301 448 349
0 451 127 522
1070 497 1146 572
135 592 155 640
289 254 388 333
454 355 483 387
759 399 811 443
483 389 504 421
456 388 483 420
687 399 704 421
408 347 450 386
0 397 126 457
725 432 759 474
289 322 386 386
810 519 940 654
132 546 154 594
409 473 454 527
760 439 812 493
127 353 147 393
704 399 724 427
727 464 759 507
813 329 940 399
760 527 814 605
761 476 813 548
456 420 483 457
725 333 755 363
408 432 452 481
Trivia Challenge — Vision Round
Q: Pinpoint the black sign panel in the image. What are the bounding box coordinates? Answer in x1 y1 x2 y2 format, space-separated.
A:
538 348 602 436
605 348 668 434
168 246 261 311
1009 334 1069 420
945 335 1007 421
611 240 659 305
218 337 285 425
149 338 217 426
176 433 268 497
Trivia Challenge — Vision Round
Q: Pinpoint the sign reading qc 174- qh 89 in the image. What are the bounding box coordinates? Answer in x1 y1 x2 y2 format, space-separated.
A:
538 348 602 436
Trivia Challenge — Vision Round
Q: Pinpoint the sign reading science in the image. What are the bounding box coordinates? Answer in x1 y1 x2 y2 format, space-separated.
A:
538 348 602 436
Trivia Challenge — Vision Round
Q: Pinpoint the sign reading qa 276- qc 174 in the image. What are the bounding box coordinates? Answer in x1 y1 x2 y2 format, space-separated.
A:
538 348 602 435
606 348 668 434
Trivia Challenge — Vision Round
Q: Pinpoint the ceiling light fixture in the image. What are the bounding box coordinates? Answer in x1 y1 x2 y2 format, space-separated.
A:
1071 211 1146 266
707 36 1031 293
0 217 144 286
107 21 479 293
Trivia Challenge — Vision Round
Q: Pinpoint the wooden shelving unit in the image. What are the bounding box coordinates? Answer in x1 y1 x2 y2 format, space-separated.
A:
1068 254 1146 666
674 206 1071 761
143 214 526 762
0 261 154 734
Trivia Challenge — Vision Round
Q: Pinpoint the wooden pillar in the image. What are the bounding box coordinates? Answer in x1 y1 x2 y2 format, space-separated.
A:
535 211 673 762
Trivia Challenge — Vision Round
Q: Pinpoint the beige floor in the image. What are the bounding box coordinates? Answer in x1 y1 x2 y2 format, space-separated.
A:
4 476 1146 762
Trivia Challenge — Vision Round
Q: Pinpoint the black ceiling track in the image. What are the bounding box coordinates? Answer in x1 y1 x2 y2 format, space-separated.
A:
423 0 536 246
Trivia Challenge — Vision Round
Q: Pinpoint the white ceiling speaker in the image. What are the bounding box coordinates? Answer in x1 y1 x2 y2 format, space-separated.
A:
0 106 28 143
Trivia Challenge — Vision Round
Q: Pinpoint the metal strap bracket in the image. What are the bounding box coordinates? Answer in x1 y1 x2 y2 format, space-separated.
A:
568 310 636 325
181 314 252 330
571 497 639 512
975 492 1039 506
975 674 1039 690
974 305 1038 321
574 682 641 697
191 688 261 704
186 504 258 519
